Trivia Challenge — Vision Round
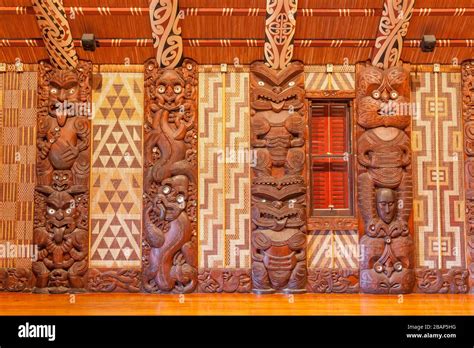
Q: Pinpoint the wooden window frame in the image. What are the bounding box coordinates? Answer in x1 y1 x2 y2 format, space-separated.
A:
309 99 355 217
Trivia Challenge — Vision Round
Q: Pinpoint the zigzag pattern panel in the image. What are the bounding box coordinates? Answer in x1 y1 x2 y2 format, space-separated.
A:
224 72 250 268
198 72 224 268
412 71 465 269
0 70 37 269
305 65 355 91
90 72 143 268
307 231 359 269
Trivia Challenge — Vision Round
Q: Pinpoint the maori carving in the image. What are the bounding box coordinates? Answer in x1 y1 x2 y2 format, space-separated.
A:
264 0 297 70
307 268 359 293
149 0 183 69
31 0 78 70
415 268 469 294
308 217 358 231
250 61 307 294
87 269 141 293
0 268 35 292
372 0 415 69
198 269 251 293
357 64 415 293
33 60 92 293
142 58 198 293
463 61 474 292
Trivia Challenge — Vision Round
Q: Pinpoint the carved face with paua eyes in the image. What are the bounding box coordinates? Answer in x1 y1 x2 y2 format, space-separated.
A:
376 188 396 224
154 70 185 111
152 175 189 222
52 170 73 191
48 70 80 127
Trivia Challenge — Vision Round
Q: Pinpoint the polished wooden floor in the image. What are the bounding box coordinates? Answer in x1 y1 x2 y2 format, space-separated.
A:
0 293 473 315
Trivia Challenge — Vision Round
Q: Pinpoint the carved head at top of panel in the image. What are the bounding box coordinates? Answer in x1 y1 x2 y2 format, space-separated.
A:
250 61 305 114
39 60 92 127
357 64 410 130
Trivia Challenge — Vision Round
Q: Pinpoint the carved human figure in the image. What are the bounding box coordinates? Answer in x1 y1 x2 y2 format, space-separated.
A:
357 63 414 294
33 60 91 293
250 61 307 293
142 58 198 293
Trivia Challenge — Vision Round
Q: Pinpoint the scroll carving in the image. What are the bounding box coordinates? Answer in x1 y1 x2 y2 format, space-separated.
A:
463 61 474 292
307 268 359 293
415 268 469 294
198 269 251 293
372 0 415 69
33 60 92 293
87 269 141 293
142 58 198 293
250 61 307 294
357 64 415 293
264 0 297 70
149 0 183 69
0 268 35 292
31 0 78 70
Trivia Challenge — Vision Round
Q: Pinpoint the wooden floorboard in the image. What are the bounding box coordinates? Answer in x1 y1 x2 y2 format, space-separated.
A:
0 293 473 315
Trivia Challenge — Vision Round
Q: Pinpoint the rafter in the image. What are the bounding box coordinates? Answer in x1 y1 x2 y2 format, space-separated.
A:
264 0 298 70
371 0 416 69
31 0 78 69
148 0 183 69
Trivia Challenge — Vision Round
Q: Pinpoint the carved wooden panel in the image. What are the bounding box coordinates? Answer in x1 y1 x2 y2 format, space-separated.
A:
31 0 78 70
198 269 251 293
33 60 92 293
356 63 415 293
371 0 415 69
264 0 297 70
250 61 307 293
149 0 183 69
142 58 198 293
0 268 35 292
87 268 140 293
415 268 469 294
307 268 359 293
463 61 474 292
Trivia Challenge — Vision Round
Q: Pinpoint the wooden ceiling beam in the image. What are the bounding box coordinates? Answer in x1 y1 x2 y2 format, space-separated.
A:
2 38 473 48
31 0 78 69
148 0 183 69
3 6 474 16
371 0 416 68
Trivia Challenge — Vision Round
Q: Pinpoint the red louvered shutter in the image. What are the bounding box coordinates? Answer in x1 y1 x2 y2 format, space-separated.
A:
310 101 352 215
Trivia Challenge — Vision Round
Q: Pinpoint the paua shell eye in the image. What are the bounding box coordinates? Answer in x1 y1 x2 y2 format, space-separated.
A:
174 85 182 94
69 88 75 94
390 91 399 99
47 208 56 215
288 81 295 87
372 90 381 99
176 194 185 204
258 81 264 86
50 88 58 94
162 185 171 194
158 85 165 93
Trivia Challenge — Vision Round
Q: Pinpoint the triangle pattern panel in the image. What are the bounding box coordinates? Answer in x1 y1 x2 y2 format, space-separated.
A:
90 72 143 268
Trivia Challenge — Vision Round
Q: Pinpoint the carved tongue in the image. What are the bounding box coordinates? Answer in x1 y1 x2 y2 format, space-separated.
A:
273 217 288 231
271 101 285 112
53 226 66 244
56 112 67 127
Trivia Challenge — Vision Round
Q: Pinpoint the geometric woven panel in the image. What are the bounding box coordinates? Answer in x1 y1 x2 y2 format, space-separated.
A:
89 72 143 268
198 71 251 269
305 65 355 91
411 71 466 269
0 70 37 268
307 230 359 269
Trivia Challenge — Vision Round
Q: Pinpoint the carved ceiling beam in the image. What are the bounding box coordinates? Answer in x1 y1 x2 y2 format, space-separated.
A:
264 0 298 70
148 0 183 69
31 0 78 70
371 0 415 69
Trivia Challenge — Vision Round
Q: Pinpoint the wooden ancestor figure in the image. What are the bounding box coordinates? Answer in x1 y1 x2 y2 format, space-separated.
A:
250 61 307 293
357 64 415 293
33 60 92 293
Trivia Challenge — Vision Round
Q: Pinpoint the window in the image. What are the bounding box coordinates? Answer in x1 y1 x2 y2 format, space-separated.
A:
310 100 354 216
